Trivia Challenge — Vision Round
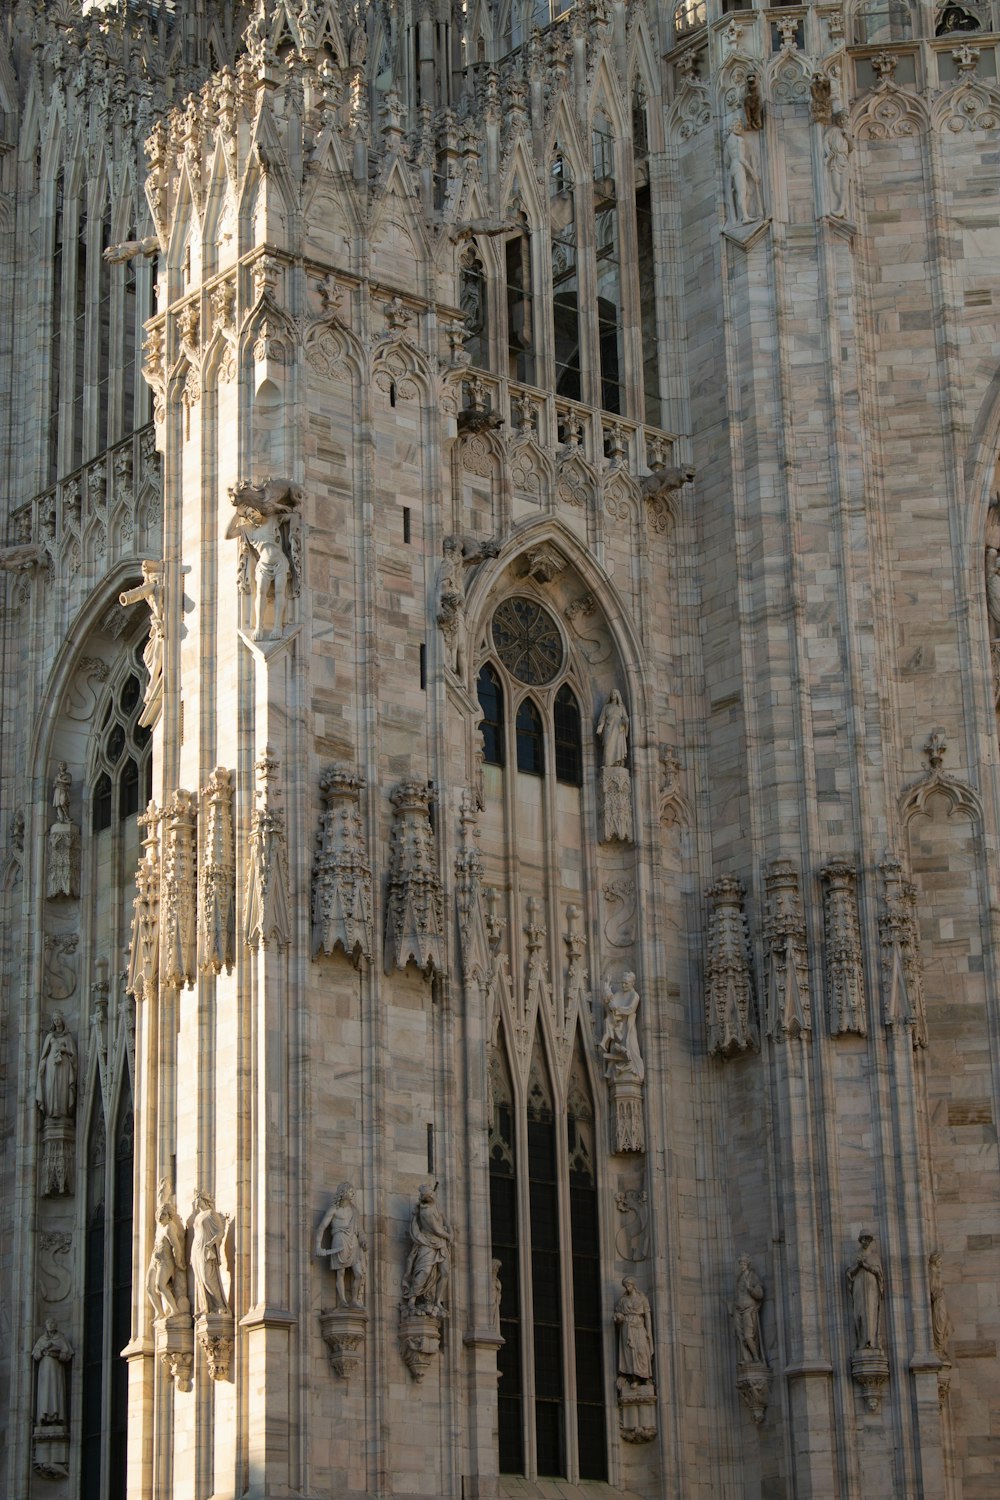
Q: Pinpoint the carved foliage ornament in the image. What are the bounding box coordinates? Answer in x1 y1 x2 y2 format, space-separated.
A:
878 854 927 1047
161 790 198 990
705 876 758 1059
199 769 236 976
821 862 867 1036
246 749 291 951
312 766 373 967
763 860 811 1040
384 781 444 977
127 802 160 1002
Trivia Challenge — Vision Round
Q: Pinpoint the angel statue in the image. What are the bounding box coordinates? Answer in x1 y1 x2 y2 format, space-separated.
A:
226 478 303 639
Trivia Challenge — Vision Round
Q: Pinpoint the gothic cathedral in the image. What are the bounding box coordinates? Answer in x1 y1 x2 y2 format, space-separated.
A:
2 1 1000 1497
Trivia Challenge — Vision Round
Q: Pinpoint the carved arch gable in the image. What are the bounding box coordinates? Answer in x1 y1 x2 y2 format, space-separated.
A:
932 76 1000 134
852 83 929 139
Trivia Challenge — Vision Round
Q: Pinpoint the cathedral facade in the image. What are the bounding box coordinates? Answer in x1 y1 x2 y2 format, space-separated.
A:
2 1 1000 1497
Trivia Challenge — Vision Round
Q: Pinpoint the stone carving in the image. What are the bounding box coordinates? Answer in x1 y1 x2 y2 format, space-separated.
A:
399 1182 452 1380
821 862 867 1035
848 1232 889 1411
490 1259 503 1331
245 748 291 951
986 546 1000 704
36 1013 77 1196
562 904 588 1040
127 802 161 1002
597 690 633 842
732 1254 770 1425
742 72 764 130
317 1182 368 1309
615 1189 650 1262
161 790 198 990
823 116 852 219
384 780 444 977
437 534 500 677
763 860 811 1040
199 769 235 976
32 1320 73 1479
615 1279 656 1442
191 1190 233 1381
38 1233 73 1304
0 542 48 573
810 72 834 124
119 560 165 727
878 854 928 1048
658 744 691 826
705 876 759 1058
227 479 303 639
147 1180 190 1321
312 766 373 967
599 972 645 1154
43 932 78 1003
929 1251 952 1362
723 121 761 224
46 763 80 899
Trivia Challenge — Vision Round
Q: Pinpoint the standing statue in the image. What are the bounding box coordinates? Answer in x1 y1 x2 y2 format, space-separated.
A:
847 1231 884 1351
32 1320 73 1427
929 1251 952 1360
986 547 1000 636
119 560 165 727
743 73 764 131
723 121 761 225
36 1013 77 1121
316 1181 368 1309
615 1278 654 1384
596 689 629 767
52 763 72 823
190 1191 230 1315
46 761 81 899
437 534 500 678
490 1258 503 1331
227 479 303 639
823 116 852 219
401 1182 452 1316
599 972 645 1083
146 1182 189 1320
732 1254 765 1365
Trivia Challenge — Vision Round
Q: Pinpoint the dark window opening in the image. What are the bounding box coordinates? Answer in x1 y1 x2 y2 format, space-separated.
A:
506 229 535 384
490 1057 523 1475
516 699 545 776
93 773 113 833
528 1061 564 1476
554 685 583 786
477 665 505 767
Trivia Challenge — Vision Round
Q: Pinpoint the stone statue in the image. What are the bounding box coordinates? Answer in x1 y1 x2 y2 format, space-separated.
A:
743 73 763 131
986 547 1000 636
36 1013 77 1121
615 1278 654 1383
316 1182 368 1309
401 1181 452 1317
929 1251 952 1360
437 534 500 677
119 560 165 727
490 1258 502 1331
823 116 852 219
723 121 761 225
32 1320 73 1426
596 689 629 767
847 1232 884 1351
227 479 303 639
146 1182 189 1320
732 1254 765 1365
52 763 71 823
810 71 833 124
190 1191 230 1315
599 972 645 1083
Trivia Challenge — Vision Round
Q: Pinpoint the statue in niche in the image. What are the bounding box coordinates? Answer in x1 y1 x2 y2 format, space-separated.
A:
723 121 761 225
146 1181 190 1321
615 1278 654 1383
929 1251 952 1360
401 1181 452 1317
599 972 645 1084
227 479 302 640
32 1320 73 1427
437 534 500 677
847 1231 884 1351
490 1258 503 1331
46 765 80 899
732 1254 765 1365
316 1182 368 1309
36 1013 77 1123
190 1191 230 1315
119 560 165 726
743 73 764 131
596 689 629 768
823 116 852 219
810 72 833 125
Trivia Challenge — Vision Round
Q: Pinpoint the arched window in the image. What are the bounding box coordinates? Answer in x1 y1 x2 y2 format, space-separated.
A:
554 684 582 786
460 247 488 369
489 1047 523 1473
566 1043 605 1479
72 188 89 471
516 698 545 775
592 113 622 415
550 152 581 402
121 217 138 439
852 0 913 42
674 0 706 34
91 662 152 833
48 168 64 486
97 194 112 454
526 1041 563 1475
935 0 980 31
632 85 662 427
505 214 535 384
478 664 506 766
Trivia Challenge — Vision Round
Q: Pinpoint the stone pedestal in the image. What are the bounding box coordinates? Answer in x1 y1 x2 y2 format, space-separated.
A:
609 1077 645 1153
32 1423 69 1479
616 1377 657 1442
398 1309 441 1382
319 1305 368 1378
39 1117 75 1196
599 766 633 843
154 1314 194 1392
196 1310 234 1381
736 1360 770 1425
45 820 80 898
851 1347 889 1412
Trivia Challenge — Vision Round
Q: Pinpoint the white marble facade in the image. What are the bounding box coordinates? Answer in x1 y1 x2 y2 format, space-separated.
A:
2 2 1000 1498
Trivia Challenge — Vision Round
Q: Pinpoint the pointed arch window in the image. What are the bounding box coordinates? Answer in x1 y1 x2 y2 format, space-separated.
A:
72 189 89 471
550 152 581 402
527 1043 564 1474
478 664 506 766
460 247 489 369
48 168 65 485
97 195 113 454
553 684 582 786
489 1048 523 1472
91 662 153 833
567 1044 606 1479
516 698 545 776
592 113 623 415
505 214 535 384
80 1099 107 1499
632 85 662 426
